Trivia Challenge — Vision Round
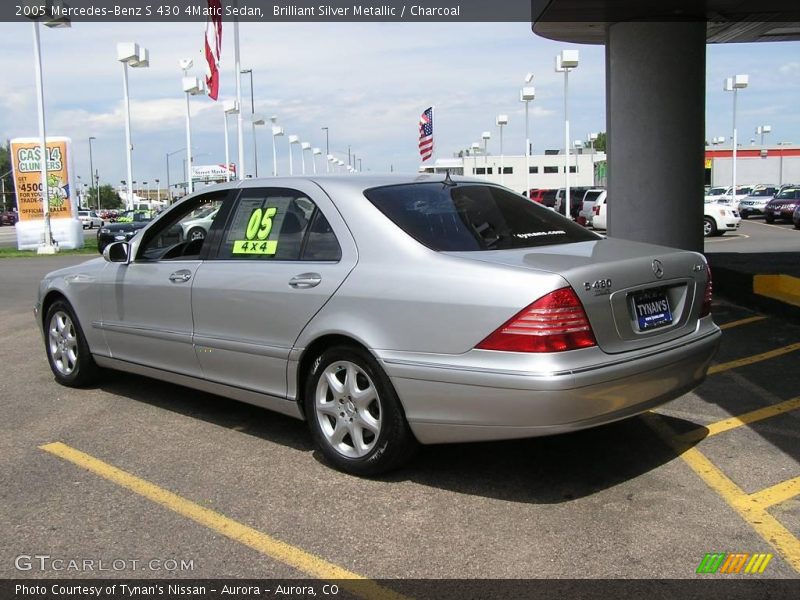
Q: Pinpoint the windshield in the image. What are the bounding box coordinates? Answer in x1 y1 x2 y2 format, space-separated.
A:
364 183 599 251
774 188 799 200
749 189 775 197
708 187 726 195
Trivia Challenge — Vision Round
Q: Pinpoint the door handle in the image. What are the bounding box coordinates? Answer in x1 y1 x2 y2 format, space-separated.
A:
168 270 192 283
289 273 322 289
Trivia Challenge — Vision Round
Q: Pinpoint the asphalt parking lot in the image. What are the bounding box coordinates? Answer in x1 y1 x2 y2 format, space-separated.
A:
0 255 798 587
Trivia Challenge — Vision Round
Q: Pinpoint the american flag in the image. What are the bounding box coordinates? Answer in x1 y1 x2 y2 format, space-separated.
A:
418 107 434 162
204 0 223 100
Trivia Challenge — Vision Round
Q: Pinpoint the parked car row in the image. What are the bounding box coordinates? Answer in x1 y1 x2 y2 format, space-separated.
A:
0 210 18 226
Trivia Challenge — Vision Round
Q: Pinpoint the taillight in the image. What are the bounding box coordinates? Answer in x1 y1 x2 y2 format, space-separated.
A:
700 264 713 317
476 287 597 353
593 205 600 215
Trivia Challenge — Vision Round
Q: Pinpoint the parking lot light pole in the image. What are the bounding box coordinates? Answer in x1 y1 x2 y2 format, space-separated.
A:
301 142 311 175
240 68 258 176
496 115 508 185
31 13 71 253
181 59 206 195
87 136 99 210
481 131 491 166
223 101 239 182
271 125 284 176
312 148 321 174
521 77 536 196
322 127 330 172
556 49 579 217
117 43 149 210
725 74 748 204
756 124 771 147
288 135 299 176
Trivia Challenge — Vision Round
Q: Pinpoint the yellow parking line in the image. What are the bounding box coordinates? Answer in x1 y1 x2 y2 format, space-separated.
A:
642 413 800 573
40 442 406 600
708 342 800 375
718 315 767 330
678 397 800 443
740 477 800 511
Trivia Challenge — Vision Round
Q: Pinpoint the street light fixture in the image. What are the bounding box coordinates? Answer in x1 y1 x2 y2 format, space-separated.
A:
520 80 536 195
180 59 206 195
496 115 508 185
724 74 748 202
118 42 150 210
556 49 579 217
271 125 284 176
470 142 480 176
223 101 239 182
165 148 184 202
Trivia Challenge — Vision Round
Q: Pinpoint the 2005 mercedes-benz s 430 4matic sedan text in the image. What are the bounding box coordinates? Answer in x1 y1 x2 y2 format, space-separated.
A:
36 175 721 475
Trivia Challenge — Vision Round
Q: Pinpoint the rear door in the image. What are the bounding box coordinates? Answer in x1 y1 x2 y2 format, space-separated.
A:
191 182 358 398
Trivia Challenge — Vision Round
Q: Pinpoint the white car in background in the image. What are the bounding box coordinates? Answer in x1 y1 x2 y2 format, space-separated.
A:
720 185 753 204
577 189 606 227
179 206 220 240
704 186 729 202
591 193 608 231
77 210 103 229
704 201 741 237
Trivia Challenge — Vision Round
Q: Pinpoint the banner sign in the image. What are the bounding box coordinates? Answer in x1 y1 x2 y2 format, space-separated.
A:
191 163 236 183
10 137 75 221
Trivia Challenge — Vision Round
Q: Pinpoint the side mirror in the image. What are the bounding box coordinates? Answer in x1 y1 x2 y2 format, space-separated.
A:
103 241 130 264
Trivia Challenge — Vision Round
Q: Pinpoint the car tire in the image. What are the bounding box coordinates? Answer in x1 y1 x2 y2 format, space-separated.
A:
703 217 717 238
741 213 749 220
304 345 418 476
44 299 101 387
765 215 775 224
187 227 206 241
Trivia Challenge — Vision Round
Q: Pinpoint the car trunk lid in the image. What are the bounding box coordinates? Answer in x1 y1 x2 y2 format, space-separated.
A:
445 238 708 354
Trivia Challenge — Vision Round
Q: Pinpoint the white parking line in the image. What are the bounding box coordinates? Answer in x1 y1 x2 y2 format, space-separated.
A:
705 234 750 243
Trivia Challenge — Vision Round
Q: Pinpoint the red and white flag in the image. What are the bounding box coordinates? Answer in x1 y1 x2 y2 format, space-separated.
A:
204 0 223 100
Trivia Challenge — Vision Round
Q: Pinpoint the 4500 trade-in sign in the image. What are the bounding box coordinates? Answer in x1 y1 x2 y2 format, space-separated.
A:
232 207 278 255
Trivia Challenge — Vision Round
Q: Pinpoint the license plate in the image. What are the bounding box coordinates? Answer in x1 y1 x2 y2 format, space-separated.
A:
774 210 782 216
632 289 673 331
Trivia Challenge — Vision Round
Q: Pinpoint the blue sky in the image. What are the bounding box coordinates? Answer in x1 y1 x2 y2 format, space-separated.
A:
0 21 798 190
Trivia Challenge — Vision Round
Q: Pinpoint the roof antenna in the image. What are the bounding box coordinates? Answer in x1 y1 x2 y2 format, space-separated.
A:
442 169 456 188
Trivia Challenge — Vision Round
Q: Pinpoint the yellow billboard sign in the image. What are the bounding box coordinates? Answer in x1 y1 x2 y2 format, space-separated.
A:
704 158 712 169
10 138 74 221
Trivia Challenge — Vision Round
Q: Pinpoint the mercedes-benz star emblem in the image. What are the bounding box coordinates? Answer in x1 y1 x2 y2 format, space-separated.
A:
652 259 664 279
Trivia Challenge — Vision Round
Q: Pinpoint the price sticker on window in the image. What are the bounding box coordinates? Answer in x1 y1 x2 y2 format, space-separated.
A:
232 207 279 255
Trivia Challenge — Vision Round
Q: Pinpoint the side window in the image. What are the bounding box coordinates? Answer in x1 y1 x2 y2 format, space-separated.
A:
302 210 342 261
138 193 226 260
217 189 316 261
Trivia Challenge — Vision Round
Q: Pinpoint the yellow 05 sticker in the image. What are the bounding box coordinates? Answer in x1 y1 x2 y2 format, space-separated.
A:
233 207 279 255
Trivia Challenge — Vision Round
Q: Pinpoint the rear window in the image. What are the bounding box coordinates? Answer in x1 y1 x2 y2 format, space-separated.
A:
364 183 598 251
583 191 603 203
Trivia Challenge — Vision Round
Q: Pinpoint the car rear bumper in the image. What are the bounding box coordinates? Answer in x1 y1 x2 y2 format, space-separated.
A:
380 325 720 444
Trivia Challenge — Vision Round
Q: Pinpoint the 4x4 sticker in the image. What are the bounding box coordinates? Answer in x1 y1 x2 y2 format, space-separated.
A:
232 207 278 255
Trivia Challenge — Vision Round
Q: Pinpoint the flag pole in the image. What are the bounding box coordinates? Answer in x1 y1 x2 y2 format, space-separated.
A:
233 1 245 180
430 105 436 166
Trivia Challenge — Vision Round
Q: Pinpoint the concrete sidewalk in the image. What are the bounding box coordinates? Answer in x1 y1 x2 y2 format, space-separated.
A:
707 252 800 323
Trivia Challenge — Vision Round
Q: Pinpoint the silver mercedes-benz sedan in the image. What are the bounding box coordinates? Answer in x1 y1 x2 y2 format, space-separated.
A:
36 175 720 475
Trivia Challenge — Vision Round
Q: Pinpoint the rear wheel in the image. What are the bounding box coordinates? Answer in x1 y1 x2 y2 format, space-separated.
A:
703 217 717 237
44 300 100 387
187 227 206 241
304 345 417 476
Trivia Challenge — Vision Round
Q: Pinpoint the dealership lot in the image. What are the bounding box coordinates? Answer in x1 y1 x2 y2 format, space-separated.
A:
0 255 798 582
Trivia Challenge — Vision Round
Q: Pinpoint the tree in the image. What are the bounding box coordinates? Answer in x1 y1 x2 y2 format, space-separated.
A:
0 141 16 210
585 132 607 153
85 185 123 210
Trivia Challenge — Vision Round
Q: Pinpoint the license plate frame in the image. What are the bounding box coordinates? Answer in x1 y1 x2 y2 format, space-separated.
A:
631 288 673 332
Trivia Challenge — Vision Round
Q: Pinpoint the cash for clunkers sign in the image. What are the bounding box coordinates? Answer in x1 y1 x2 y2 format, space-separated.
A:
11 137 75 221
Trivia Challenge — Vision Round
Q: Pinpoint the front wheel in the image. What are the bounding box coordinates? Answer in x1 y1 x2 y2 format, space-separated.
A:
305 346 417 476
187 227 206 241
703 217 717 238
44 300 100 387
765 215 775 224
